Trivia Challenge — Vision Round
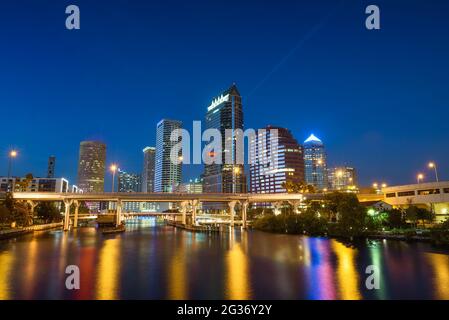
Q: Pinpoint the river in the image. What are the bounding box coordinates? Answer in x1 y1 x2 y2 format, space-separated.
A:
0 218 448 300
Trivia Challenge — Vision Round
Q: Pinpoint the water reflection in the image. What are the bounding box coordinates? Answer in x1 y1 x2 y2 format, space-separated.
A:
0 250 15 300
96 238 120 300
225 229 251 300
0 220 448 300
426 252 449 300
332 241 361 300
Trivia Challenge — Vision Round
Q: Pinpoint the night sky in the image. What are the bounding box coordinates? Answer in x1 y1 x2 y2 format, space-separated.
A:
1 0 448 189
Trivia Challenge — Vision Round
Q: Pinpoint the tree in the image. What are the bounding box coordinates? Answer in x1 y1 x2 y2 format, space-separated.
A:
405 206 419 227
0 205 12 224
36 202 62 223
17 173 34 192
387 208 405 229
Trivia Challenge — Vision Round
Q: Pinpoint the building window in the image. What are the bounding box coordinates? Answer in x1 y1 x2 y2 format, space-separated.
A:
386 193 396 198
417 189 440 195
397 191 415 197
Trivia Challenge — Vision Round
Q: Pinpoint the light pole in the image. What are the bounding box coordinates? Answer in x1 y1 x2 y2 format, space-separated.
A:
110 164 118 192
428 162 439 182
7 150 18 192
417 173 424 184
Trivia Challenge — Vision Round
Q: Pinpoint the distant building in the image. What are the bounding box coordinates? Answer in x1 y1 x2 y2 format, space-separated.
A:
154 119 182 192
47 156 56 178
202 84 246 196
328 166 358 192
250 126 305 194
76 141 106 193
177 178 203 193
383 181 449 223
142 146 156 193
118 170 141 193
0 176 69 193
303 134 328 191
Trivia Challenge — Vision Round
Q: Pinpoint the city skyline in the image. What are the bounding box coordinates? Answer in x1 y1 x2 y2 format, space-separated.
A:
1 0 449 187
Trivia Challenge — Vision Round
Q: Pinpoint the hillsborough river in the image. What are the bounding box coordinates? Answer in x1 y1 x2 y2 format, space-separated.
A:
1 218 448 300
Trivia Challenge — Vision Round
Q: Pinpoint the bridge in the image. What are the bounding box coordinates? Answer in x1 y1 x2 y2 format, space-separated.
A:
9 192 312 231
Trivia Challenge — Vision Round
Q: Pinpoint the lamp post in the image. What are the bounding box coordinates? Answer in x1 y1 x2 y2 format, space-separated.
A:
417 173 424 184
7 150 18 192
428 162 439 182
110 164 118 192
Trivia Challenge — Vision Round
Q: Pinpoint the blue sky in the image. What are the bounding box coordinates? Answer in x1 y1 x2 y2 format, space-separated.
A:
1 0 449 188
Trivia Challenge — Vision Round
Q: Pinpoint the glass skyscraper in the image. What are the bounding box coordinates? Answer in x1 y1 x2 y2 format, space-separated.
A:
328 166 358 192
118 169 142 193
142 146 155 193
202 84 246 197
154 119 182 192
303 134 328 191
250 126 304 194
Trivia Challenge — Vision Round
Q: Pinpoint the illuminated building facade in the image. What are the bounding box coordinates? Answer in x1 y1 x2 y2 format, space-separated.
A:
154 119 182 192
250 126 304 193
76 141 106 193
303 134 328 191
142 146 155 193
328 166 358 192
202 84 246 195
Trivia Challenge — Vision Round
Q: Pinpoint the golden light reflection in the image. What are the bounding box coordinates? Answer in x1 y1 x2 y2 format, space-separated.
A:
168 246 187 299
96 239 120 300
426 253 449 299
332 241 361 300
0 251 15 300
225 242 251 300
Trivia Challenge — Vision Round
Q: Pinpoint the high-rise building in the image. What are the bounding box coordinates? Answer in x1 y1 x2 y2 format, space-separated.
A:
176 178 203 193
303 134 328 191
328 166 358 192
202 84 246 197
142 146 155 193
250 126 305 194
154 119 182 192
76 141 106 193
47 156 56 178
118 169 141 192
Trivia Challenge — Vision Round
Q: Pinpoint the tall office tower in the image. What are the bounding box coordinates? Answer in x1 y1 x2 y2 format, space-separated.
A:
202 84 246 197
328 166 358 192
76 141 106 193
118 169 142 192
47 156 56 178
303 134 328 191
250 126 305 194
154 119 182 192
142 146 156 193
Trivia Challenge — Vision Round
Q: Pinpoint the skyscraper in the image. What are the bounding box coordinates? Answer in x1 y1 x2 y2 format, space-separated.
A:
47 155 56 178
250 126 304 194
154 119 182 192
76 141 106 193
142 146 155 193
328 166 358 192
118 169 141 192
303 134 328 191
202 84 246 196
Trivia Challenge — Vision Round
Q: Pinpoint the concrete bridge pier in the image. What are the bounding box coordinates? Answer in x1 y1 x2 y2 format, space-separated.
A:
190 200 199 226
73 200 80 228
63 199 73 231
229 201 237 227
242 201 249 229
180 201 188 225
116 199 122 226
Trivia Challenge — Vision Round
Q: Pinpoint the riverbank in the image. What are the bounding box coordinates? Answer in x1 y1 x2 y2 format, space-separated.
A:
0 222 63 240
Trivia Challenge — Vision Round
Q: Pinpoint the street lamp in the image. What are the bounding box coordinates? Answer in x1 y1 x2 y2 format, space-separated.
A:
417 173 424 184
428 162 439 182
110 164 118 192
7 150 18 192
381 183 387 188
